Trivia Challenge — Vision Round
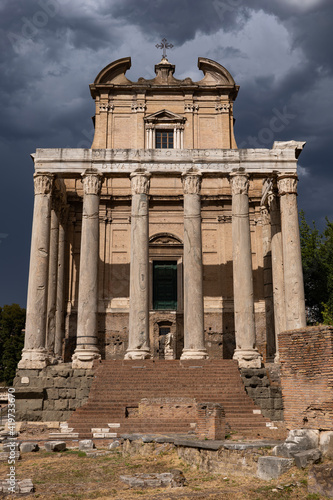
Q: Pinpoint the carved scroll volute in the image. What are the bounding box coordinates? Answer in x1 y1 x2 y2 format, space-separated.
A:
33 173 54 195
182 171 202 195
82 171 103 196
229 172 249 195
277 174 298 196
130 170 151 195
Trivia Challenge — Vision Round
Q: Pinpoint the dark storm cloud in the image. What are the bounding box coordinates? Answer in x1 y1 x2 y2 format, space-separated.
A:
0 0 332 306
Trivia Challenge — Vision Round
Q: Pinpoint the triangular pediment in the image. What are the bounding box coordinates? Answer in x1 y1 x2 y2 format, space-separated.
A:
144 109 185 122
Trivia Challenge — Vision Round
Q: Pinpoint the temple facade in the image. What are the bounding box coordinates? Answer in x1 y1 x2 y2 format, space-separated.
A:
18 56 306 371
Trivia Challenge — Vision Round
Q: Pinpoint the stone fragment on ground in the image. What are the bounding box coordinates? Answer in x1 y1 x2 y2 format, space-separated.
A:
257 456 294 480
85 450 111 458
120 470 187 488
308 463 333 498
319 431 333 459
293 448 321 468
44 441 66 452
108 440 120 450
79 439 94 451
273 429 319 458
20 442 39 453
0 479 34 494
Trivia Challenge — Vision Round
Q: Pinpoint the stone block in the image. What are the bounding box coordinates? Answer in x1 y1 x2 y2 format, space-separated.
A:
43 411 66 421
76 387 91 399
54 399 68 411
43 400 55 410
46 388 59 400
58 388 76 399
68 399 80 410
79 440 94 451
120 470 187 488
257 456 294 480
20 442 39 453
108 441 120 450
18 399 43 411
293 448 321 468
273 429 320 458
319 431 333 458
53 377 67 388
308 463 333 498
44 441 66 452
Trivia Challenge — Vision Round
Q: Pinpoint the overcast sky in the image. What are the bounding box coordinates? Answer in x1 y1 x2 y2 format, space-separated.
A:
0 0 332 307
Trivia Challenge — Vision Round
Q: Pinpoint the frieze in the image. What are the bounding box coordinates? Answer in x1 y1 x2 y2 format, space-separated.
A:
184 103 199 113
215 103 230 113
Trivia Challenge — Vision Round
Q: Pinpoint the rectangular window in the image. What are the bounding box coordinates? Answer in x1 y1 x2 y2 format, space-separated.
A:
153 261 177 310
155 130 174 149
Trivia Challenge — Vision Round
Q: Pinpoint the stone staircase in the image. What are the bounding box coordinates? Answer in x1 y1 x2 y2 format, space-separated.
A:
68 359 271 438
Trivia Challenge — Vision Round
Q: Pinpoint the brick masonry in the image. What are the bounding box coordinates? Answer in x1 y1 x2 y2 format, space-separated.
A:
279 325 333 430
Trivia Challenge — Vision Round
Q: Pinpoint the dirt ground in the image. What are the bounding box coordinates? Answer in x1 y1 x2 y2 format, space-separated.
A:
0 445 328 500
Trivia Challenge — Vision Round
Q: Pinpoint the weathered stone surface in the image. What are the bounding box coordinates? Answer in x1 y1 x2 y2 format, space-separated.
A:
308 464 333 498
320 431 333 458
108 441 120 450
273 429 319 458
0 479 34 494
20 442 39 453
79 440 94 451
44 441 66 452
293 448 321 468
257 456 294 480
120 470 187 488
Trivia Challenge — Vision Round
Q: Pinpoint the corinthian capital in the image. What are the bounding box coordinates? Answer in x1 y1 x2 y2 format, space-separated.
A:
130 170 151 195
33 173 54 195
182 171 202 195
277 174 298 196
229 172 249 195
82 171 103 195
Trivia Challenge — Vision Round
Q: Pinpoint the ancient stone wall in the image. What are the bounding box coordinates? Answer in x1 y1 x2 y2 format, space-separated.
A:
240 368 284 421
279 325 333 430
13 365 94 422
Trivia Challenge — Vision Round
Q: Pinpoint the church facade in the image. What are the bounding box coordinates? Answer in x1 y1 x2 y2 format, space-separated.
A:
18 56 306 371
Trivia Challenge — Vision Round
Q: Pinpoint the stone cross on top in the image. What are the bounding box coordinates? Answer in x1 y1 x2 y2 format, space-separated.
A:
156 38 174 59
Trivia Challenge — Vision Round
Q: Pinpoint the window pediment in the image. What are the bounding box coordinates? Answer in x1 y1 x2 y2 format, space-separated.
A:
144 109 186 124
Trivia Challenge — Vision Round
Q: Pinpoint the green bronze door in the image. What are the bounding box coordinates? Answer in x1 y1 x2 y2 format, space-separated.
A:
153 261 177 310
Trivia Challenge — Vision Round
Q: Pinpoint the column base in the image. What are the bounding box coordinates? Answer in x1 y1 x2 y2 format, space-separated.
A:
233 349 262 368
72 349 101 369
18 349 51 369
124 349 151 360
180 349 208 360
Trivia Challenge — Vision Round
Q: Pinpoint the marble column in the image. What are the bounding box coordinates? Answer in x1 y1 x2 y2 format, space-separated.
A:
229 171 262 368
19 173 54 369
181 170 208 360
268 188 286 361
260 204 276 362
125 170 152 360
54 204 69 359
72 171 103 369
277 174 306 330
46 203 60 358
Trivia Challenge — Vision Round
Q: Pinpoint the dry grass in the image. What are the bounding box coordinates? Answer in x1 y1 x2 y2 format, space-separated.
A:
0 445 321 500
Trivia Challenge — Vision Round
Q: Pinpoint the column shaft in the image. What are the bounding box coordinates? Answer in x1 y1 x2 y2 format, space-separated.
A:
54 206 68 358
19 174 53 369
181 171 208 360
125 170 151 359
46 205 59 357
278 175 306 330
268 191 286 360
72 171 103 368
230 172 262 368
261 205 276 361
